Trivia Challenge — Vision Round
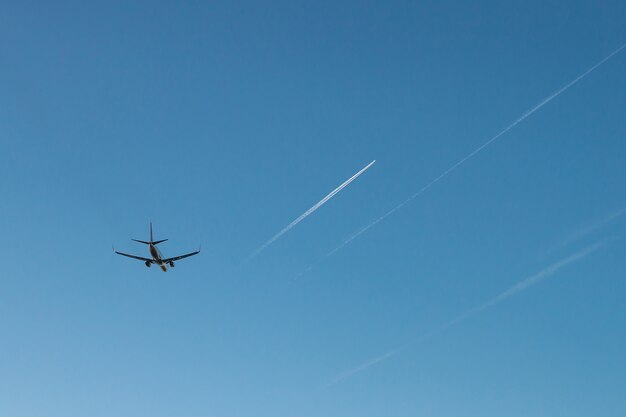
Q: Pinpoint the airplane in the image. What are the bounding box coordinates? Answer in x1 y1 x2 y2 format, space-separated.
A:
114 223 200 272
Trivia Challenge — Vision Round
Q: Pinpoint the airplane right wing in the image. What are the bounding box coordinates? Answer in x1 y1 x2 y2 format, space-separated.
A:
114 250 153 263
163 249 200 263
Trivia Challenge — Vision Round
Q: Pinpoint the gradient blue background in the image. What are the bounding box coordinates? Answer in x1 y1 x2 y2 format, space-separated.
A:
1 1 625 416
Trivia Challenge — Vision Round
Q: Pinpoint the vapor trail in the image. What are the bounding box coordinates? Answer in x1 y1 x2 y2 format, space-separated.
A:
322 239 609 389
546 205 626 254
325 44 626 258
247 160 376 261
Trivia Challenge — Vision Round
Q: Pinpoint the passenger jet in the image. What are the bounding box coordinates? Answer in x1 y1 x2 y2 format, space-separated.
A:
114 223 200 271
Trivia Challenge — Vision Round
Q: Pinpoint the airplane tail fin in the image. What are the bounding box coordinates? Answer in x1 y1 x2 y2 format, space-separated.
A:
132 223 167 245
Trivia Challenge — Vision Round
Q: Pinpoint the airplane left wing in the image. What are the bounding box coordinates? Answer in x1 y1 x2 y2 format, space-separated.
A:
163 249 200 263
115 250 153 263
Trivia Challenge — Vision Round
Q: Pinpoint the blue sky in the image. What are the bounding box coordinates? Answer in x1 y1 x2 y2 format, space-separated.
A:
1 1 625 416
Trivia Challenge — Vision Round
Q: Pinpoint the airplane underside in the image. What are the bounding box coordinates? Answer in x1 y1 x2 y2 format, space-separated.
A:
145 260 175 272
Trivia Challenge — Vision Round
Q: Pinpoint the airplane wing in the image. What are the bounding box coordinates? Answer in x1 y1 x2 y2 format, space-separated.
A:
115 250 153 263
163 249 200 263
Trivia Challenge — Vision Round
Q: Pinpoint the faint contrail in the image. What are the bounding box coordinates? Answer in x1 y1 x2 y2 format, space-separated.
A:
322 239 609 389
247 160 376 261
545 205 626 254
323 44 626 259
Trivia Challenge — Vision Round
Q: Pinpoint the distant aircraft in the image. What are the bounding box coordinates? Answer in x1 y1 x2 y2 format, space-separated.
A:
114 223 200 272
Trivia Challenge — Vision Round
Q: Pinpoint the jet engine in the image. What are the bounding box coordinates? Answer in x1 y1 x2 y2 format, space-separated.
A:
169 261 175 268
145 261 151 268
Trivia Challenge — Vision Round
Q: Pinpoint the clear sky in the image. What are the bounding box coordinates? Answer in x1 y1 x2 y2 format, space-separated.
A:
1 1 625 416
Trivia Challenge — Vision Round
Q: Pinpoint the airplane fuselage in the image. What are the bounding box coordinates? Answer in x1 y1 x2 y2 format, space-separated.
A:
149 244 171 272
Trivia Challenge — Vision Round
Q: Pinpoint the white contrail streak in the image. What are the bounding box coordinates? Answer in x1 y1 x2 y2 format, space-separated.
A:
247 160 376 261
324 44 626 258
322 239 609 388
546 205 626 254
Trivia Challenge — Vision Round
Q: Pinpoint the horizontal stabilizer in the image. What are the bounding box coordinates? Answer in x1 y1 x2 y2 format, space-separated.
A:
152 239 168 245
132 239 151 245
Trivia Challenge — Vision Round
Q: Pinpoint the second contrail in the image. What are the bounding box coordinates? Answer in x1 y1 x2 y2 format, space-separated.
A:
323 44 626 258
322 239 609 389
247 160 376 261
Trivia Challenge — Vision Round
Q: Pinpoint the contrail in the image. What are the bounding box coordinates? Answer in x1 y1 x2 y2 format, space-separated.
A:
322 239 609 389
323 44 626 259
247 160 376 261
545 205 626 254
